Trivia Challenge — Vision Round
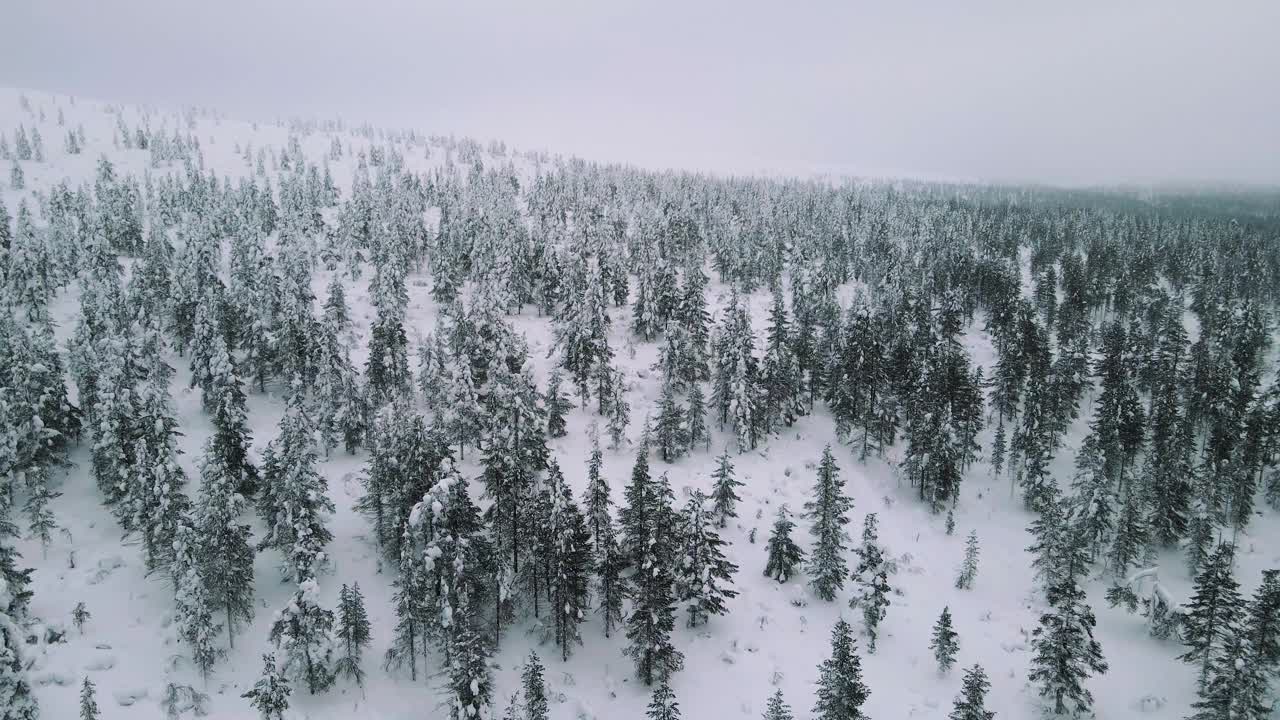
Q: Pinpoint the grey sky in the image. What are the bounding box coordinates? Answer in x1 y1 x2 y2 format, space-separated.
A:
5 0 1279 185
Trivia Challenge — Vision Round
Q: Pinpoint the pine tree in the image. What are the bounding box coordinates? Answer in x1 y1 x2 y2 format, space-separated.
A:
812 618 869 720
1106 485 1149 579
1242 569 1280 673
1187 632 1270 720
521 652 549 720
583 433 611 553
544 370 570 439
949 664 996 720
931 606 959 673
334 583 371 687
624 468 684 685
242 654 291 720
861 569 890 652
171 518 224 679
655 377 687 463
647 680 680 720
956 530 979 590
805 446 852 601
547 461 592 660
1180 542 1244 691
1028 579 1108 716
764 505 805 583
258 389 335 582
685 383 709 452
80 676 100 720
193 441 254 648
595 519 626 639
710 451 743 528
678 491 739 627
762 689 794 720
269 579 336 695
447 610 492 720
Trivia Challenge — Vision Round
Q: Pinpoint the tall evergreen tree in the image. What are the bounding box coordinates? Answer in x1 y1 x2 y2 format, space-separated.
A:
678 491 738 627
1187 632 1270 720
710 451 743 528
595 518 626 639
812 618 869 720
762 689 794 720
931 606 959 673
79 676 100 720
1180 543 1244 692
764 505 805 583
258 389 335 582
334 583 371 687
521 652 549 720
805 447 852 601
242 654 291 720
193 442 255 648
582 433 611 553
1028 579 1108 716
546 461 592 660
956 530 979 590
647 680 681 720
268 579 336 695
624 468 683 685
171 518 224 678
949 664 996 720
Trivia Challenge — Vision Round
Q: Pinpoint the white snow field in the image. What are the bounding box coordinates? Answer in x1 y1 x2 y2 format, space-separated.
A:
2 87 1277 720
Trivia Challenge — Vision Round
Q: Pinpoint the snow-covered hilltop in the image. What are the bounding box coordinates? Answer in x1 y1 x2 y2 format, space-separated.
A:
1 87 1279 720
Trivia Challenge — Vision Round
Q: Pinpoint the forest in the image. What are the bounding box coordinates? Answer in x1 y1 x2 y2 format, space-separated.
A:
1 89 1279 720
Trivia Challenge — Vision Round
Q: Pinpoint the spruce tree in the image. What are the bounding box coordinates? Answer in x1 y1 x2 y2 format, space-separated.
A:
861 569 890 652
258 388 335 582
710 451 743 528
447 610 492 720
647 680 680 720
193 441 254 648
764 505 805 583
521 652 549 720
1028 579 1108 716
334 583 371 687
624 468 683 685
805 446 852 601
956 530 979 590
1242 569 1280 673
931 606 959 673
949 664 996 720
762 689 794 720
583 433 611 554
80 676 100 720
655 377 687 463
595 519 626 638
678 490 739 627
685 382 709 452
269 579 336 695
812 618 869 720
1187 632 1270 720
171 518 224 679
544 370 570 439
547 461 592 660
242 654 291 720
1180 542 1244 691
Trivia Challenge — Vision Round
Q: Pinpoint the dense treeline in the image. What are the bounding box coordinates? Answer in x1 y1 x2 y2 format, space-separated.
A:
1 92 1278 719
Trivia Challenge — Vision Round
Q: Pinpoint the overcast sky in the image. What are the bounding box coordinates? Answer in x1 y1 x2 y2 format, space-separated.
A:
4 1 1278 185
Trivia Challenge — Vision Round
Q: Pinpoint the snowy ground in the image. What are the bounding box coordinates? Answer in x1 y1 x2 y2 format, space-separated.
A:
3 87 1278 720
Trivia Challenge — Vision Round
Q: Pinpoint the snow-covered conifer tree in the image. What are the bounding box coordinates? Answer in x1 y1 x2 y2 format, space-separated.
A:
812 618 869 720
805 446 852 601
269 579 336 695
931 606 959 673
